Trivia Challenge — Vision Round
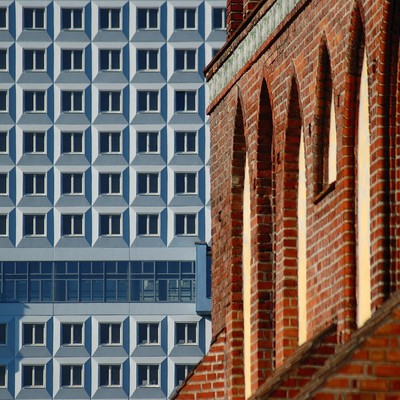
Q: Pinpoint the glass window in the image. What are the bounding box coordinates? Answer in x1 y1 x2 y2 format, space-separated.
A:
175 214 196 236
23 323 45 345
24 132 45 153
61 50 83 71
100 323 121 345
137 9 158 30
99 173 121 195
0 323 6 345
175 91 196 112
24 91 45 112
175 50 196 71
137 214 158 236
0 8 7 29
175 364 195 387
24 49 45 71
99 215 121 236
0 131 6 153
61 323 83 345
22 365 44 387
23 215 45 237
212 8 226 29
176 131 196 153
100 132 121 154
62 215 83 237
99 8 121 30
61 365 82 387
0 215 6 236
176 322 197 344
61 8 83 30
62 91 83 112
62 132 83 154
99 49 121 71
138 173 158 195
24 8 45 29
0 91 7 112
137 49 158 71
0 365 5 387
176 173 196 194
61 173 83 195
137 132 158 154
99 365 121 387
138 365 159 387
0 173 7 194
175 9 196 29
99 91 121 113
137 91 158 112
0 49 7 70
24 174 46 195
138 323 158 345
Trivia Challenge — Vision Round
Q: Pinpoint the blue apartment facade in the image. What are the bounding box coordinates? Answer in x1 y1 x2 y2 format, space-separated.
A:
0 1 223 398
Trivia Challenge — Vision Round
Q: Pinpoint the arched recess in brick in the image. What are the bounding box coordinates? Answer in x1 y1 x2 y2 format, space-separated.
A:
275 77 303 366
248 79 275 389
313 40 335 198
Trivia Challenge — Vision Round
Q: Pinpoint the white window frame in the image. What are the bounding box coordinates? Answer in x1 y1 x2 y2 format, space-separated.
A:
99 49 121 71
0 173 7 195
23 8 46 30
0 8 7 30
99 8 121 30
175 90 196 112
137 214 159 237
175 49 196 71
23 214 46 237
23 323 45 346
23 49 45 72
61 214 84 237
137 91 158 112
99 214 122 237
99 91 121 113
24 131 46 154
138 322 159 345
62 91 84 113
24 91 46 113
61 365 83 388
61 49 84 71
62 173 84 195
0 90 7 113
0 365 6 388
24 173 46 196
0 49 7 71
175 173 196 194
99 365 121 387
137 364 159 387
0 214 7 237
175 8 196 30
0 131 7 153
99 132 121 154
137 173 159 195
61 8 83 30
212 8 227 30
175 214 197 236
99 173 121 195
137 8 159 30
99 322 121 345
175 322 197 345
175 364 195 386
61 132 83 154
175 131 197 154
61 323 83 346
137 131 159 154
137 49 159 71
22 365 45 388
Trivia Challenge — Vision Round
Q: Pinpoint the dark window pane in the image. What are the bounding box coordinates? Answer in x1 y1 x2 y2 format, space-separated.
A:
99 9 108 29
149 9 158 27
0 9 6 28
100 324 108 344
62 324 71 344
23 324 33 344
0 365 5 386
100 50 108 70
111 324 120 344
23 366 32 386
72 366 81 385
24 9 33 29
34 366 43 385
61 365 69 386
0 50 6 70
111 133 120 152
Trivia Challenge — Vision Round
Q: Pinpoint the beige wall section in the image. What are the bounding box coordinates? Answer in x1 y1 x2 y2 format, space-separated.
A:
298 127 307 344
328 94 338 184
357 50 372 327
243 156 251 398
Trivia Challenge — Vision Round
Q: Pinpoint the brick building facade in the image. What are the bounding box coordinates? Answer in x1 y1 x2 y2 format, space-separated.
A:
172 0 400 398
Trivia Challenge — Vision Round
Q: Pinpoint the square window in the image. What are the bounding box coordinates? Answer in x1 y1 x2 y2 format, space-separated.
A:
22 365 44 387
137 214 159 236
99 49 121 71
23 215 46 237
62 173 83 195
61 8 83 30
138 173 158 195
100 323 121 345
0 49 7 71
0 132 6 153
61 50 83 71
62 91 83 112
0 173 7 194
138 323 158 345
175 364 195 387
24 8 45 30
24 174 46 195
137 49 158 71
0 365 5 387
100 91 121 113
99 8 121 30
99 365 121 387
175 214 196 236
212 8 226 29
100 132 121 154
0 8 7 29
137 132 158 154
62 132 83 154
176 91 196 112
99 173 121 195
24 91 45 113
138 364 159 387
24 132 45 153
0 215 6 236
176 173 196 194
137 8 158 30
176 322 197 344
62 215 83 237
0 91 7 112
61 365 82 387
137 91 158 112
175 9 196 29
175 132 196 153
23 323 45 345
61 323 83 345
99 215 121 236
24 49 45 71
175 50 196 71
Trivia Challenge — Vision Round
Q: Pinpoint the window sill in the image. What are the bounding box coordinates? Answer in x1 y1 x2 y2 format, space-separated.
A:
313 181 336 205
